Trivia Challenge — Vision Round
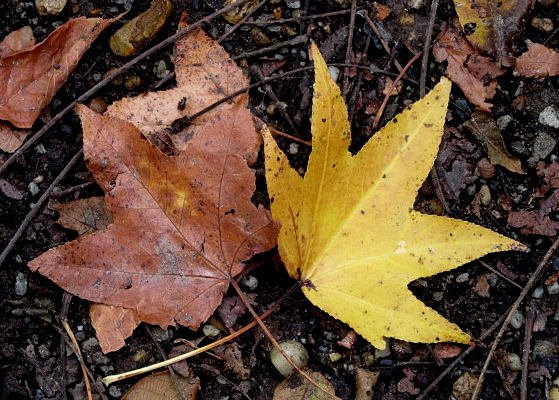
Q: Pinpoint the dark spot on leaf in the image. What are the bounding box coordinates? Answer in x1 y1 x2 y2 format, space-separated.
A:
360 210 365 214
225 209 235 215
382 174 387 179
424 123 433 128
322 118 327 123
404 135 409 142
177 97 186 110
464 22 477 35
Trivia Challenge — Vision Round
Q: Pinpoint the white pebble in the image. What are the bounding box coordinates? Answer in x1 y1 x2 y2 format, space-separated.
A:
532 286 545 298
288 143 299 155
28 182 39 196
203 324 220 338
270 340 308 376
241 275 258 290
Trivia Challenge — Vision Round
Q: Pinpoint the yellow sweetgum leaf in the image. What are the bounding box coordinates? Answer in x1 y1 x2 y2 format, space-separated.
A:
263 44 526 349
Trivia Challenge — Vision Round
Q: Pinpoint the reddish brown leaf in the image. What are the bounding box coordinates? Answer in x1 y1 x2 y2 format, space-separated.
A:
514 40 559 78
90 304 140 353
0 122 28 153
433 20 505 112
29 102 277 336
0 26 36 58
0 16 116 129
508 210 559 236
106 17 248 153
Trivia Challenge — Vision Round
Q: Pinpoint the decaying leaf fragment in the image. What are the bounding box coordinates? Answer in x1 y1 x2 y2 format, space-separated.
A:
514 40 559 78
452 0 534 67
29 101 276 343
0 16 117 129
263 44 526 349
121 371 199 400
433 19 505 112
463 111 524 174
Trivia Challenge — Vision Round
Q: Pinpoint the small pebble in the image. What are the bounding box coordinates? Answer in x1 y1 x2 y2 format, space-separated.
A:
407 0 424 9
108 386 122 398
479 184 491 205
134 349 148 362
28 182 39 196
87 97 108 114
456 273 469 283
329 352 342 362
250 26 271 45
397 9 415 27
36 0 67 15
15 272 28 296
510 310 524 329
34 144 47 154
510 140 530 156
532 286 544 298
548 281 559 295
81 337 100 352
532 132 556 160
155 60 168 78
285 0 301 9
288 143 299 155
432 291 444 301
531 17 554 32
124 76 143 89
328 66 340 82
203 324 220 337
507 353 522 371
270 340 309 376
539 106 559 128
241 275 258 290
38 344 50 358
496 115 513 131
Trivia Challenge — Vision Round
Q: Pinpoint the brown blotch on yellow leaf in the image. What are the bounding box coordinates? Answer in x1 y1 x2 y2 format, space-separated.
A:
263 43 527 350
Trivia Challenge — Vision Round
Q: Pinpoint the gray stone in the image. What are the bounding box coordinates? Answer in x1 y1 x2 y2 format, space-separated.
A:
539 106 559 128
532 132 556 160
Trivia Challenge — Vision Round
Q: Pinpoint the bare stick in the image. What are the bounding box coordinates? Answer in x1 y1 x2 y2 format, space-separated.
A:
0 150 83 267
419 0 439 98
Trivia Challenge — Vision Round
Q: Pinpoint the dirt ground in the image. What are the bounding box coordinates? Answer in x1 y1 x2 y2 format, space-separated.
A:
1 0 559 399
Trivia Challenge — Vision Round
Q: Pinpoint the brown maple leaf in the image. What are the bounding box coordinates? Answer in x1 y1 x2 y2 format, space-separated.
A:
29 102 277 336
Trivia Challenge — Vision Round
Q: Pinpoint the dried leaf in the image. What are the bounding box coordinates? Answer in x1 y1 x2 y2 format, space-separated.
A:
273 370 336 400
452 0 534 67
514 40 559 78
0 26 36 58
508 209 559 236
355 368 380 400
106 17 249 154
433 343 463 359
50 197 113 235
264 44 526 349
29 101 277 349
90 304 140 353
433 20 505 112
0 179 25 200
121 371 199 400
0 16 116 129
0 122 28 153
463 111 525 174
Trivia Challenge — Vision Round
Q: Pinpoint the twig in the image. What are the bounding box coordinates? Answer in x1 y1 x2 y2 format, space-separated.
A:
478 259 522 290
268 126 312 147
372 51 422 130
250 65 299 135
520 300 537 400
0 150 83 267
61 293 93 400
342 0 358 98
419 0 439 98
231 35 307 60
246 6 370 25
0 0 253 177
470 238 559 400
363 13 405 74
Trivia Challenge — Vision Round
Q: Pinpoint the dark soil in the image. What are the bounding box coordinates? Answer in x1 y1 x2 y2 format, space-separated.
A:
1 0 559 399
